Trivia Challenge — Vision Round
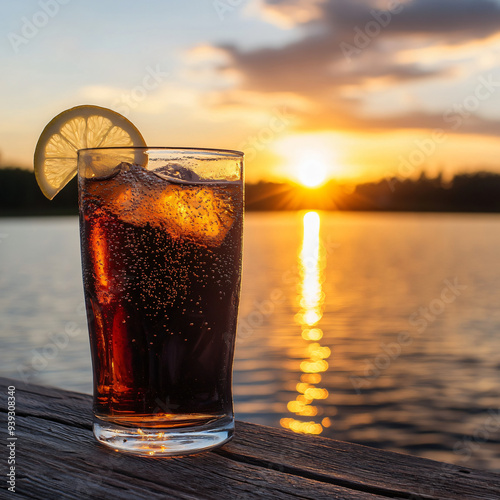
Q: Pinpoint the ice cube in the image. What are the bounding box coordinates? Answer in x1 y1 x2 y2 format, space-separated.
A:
155 184 236 247
85 166 239 247
97 161 130 180
80 150 134 179
153 164 202 184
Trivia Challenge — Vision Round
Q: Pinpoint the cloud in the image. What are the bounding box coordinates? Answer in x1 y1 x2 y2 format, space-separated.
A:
203 0 500 135
254 0 327 28
258 0 500 42
370 0 500 40
231 0 500 90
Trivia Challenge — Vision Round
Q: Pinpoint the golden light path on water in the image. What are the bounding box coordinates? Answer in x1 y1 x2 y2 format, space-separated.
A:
280 211 332 435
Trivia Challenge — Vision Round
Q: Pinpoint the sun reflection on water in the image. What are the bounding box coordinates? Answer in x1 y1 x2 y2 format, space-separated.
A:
281 211 331 436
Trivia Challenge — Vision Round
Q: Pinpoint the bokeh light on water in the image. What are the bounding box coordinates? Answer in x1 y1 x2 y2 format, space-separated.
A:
281 211 331 436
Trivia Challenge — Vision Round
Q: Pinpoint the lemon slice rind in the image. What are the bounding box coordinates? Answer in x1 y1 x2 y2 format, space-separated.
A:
34 105 146 200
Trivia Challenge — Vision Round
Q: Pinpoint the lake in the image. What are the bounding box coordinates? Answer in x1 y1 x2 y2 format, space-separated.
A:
0 212 499 471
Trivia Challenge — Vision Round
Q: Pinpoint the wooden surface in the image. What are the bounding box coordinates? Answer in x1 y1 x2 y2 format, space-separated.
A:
1 376 499 499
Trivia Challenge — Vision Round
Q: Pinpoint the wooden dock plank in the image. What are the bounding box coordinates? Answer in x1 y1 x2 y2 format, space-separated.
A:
12 414 382 500
223 422 500 500
1 377 499 499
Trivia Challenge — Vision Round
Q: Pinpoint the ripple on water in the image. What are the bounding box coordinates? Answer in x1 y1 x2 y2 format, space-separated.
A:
1 213 500 470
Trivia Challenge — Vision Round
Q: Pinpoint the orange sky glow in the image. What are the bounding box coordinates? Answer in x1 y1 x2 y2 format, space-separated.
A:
2 0 500 186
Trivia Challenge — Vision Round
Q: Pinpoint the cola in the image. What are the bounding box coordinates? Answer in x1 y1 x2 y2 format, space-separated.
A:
79 162 243 429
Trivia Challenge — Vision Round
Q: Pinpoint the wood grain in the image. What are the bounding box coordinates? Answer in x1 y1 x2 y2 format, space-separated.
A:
1 377 499 499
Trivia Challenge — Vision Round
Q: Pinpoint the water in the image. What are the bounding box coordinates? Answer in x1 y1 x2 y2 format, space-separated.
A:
0 213 499 470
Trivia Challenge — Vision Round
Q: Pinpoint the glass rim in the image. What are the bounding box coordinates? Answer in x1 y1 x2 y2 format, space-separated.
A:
78 146 244 157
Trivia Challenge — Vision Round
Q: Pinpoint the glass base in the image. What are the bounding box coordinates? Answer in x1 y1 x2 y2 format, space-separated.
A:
93 415 234 457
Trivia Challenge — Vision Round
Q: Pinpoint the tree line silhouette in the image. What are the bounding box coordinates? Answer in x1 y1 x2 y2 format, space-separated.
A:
1 167 500 215
245 172 500 212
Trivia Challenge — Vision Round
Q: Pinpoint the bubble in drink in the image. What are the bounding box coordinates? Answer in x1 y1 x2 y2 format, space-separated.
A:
79 163 243 428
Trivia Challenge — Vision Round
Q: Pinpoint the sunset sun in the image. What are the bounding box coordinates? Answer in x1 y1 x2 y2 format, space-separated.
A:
273 133 346 188
296 154 329 188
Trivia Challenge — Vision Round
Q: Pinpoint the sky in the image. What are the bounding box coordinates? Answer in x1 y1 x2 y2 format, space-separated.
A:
2 0 500 184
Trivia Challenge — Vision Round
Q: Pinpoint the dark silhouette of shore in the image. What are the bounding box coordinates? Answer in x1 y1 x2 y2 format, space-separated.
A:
0 168 79 216
245 172 500 212
247 171 500 212
1 167 500 215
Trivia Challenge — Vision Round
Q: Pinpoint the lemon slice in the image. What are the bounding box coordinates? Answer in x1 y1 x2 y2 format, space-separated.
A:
34 105 146 199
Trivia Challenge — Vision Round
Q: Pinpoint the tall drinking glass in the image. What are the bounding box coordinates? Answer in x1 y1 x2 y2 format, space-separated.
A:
77 147 244 456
